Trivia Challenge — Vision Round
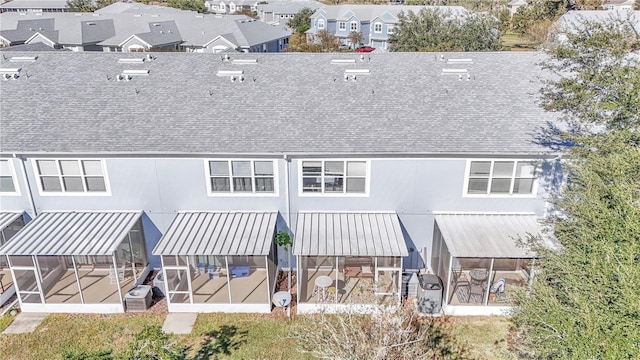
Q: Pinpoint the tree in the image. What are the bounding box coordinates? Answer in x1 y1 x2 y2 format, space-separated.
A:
347 31 363 49
292 306 470 360
510 18 640 359
66 0 96 12
314 29 339 52
287 7 315 35
167 0 207 13
388 9 500 52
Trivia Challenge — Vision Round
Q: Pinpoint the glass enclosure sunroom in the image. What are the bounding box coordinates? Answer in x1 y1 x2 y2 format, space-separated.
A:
293 212 409 313
0 211 148 313
0 212 27 305
432 213 542 316
153 211 278 313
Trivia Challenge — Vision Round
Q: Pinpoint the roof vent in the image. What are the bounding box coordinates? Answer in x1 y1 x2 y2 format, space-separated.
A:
74 13 82 16
153 23 161 26
196 15 204 18
9 56 38 62
0 67 22 74
122 69 150 76
133 14 142 17
441 68 468 74
2 73 20 80
344 69 370 75
86 22 96 25
116 74 132 82
331 59 356 64
232 59 257 64
118 58 145 64
150 14 159 18
217 70 244 77
447 58 473 64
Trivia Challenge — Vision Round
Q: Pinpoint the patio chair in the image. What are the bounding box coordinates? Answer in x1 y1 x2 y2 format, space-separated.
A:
469 283 485 303
109 265 126 285
360 265 374 278
326 286 337 302
452 268 470 295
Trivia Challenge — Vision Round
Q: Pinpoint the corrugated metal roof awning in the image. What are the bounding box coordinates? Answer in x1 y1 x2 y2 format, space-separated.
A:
434 213 542 258
0 211 142 256
0 212 23 231
153 211 278 256
293 212 409 257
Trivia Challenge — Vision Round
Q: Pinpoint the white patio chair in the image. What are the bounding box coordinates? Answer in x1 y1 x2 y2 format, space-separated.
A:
109 265 126 285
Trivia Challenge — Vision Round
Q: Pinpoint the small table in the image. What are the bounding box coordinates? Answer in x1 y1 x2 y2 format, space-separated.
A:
315 275 333 301
272 291 291 307
469 269 488 285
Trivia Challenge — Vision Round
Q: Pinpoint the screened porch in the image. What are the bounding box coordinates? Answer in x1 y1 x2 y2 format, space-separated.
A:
0 211 148 313
294 212 409 312
153 211 278 313
432 213 542 315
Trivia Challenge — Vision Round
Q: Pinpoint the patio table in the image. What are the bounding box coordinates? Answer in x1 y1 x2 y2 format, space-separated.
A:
469 269 488 285
315 275 333 301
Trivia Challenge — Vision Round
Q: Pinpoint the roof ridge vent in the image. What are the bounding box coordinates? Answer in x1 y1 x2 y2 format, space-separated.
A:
217 70 244 77
232 59 257 64
441 68 468 74
118 58 145 64
10 56 38 62
344 69 370 75
331 59 356 64
0 67 22 74
122 69 150 76
447 58 473 64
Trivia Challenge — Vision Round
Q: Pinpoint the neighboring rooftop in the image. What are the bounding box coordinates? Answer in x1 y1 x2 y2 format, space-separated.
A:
0 51 557 155
0 3 291 49
0 0 67 11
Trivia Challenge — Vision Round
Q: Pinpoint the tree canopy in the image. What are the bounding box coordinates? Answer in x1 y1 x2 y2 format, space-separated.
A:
287 7 315 35
166 0 207 13
510 17 640 359
388 9 500 52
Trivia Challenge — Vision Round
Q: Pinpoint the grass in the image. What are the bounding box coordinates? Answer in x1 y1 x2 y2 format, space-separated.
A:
501 32 536 51
452 316 517 360
0 314 15 332
0 312 515 360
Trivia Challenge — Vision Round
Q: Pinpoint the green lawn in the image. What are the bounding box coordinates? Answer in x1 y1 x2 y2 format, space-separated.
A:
501 32 536 51
0 312 515 359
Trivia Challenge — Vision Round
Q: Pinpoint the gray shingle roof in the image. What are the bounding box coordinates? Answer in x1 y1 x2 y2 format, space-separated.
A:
0 0 67 9
0 51 557 155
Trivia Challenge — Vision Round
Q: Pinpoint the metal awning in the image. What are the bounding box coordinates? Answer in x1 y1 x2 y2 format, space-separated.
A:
434 213 542 258
293 212 409 257
153 211 278 256
0 212 23 231
0 211 142 256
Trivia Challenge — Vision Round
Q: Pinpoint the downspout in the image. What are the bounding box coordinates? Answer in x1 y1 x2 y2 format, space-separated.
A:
14 154 37 217
283 154 292 317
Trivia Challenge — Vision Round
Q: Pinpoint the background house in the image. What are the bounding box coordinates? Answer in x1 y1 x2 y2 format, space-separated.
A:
0 51 559 315
0 0 67 13
601 0 636 10
306 5 470 51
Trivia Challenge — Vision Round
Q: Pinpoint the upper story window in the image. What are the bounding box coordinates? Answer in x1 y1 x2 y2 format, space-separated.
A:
301 160 367 194
374 22 382 33
387 25 394 35
338 21 346 31
318 19 325 29
208 160 275 194
350 21 358 31
35 159 109 194
0 160 18 194
465 160 538 196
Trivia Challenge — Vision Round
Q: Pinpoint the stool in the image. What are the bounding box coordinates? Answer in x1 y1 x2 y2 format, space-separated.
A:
197 263 206 275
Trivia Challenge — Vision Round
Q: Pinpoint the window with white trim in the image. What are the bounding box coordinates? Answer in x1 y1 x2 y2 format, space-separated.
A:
387 24 394 35
374 22 382 33
318 19 325 29
35 159 108 193
338 21 346 31
208 160 275 193
302 160 366 194
0 160 18 194
350 21 358 31
466 160 538 195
